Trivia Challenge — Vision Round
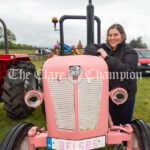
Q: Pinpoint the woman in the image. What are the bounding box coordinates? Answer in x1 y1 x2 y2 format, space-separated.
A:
85 24 138 126
97 24 138 126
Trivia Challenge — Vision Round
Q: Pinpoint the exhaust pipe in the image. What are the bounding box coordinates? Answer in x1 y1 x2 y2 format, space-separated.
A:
87 0 94 45
0 19 9 54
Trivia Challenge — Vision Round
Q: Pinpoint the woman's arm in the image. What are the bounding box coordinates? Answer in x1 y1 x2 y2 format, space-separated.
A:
104 50 138 72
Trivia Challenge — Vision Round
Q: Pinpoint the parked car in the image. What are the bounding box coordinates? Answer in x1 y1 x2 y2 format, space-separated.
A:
135 49 150 74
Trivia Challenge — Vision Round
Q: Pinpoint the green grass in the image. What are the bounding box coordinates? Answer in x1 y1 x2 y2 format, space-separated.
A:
0 106 46 139
0 55 150 149
0 49 36 56
133 76 150 123
32 57 47 75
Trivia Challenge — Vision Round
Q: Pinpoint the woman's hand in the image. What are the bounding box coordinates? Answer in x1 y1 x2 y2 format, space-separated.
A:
97 48 108 59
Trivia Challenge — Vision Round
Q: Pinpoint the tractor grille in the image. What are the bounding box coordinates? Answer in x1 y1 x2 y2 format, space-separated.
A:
48 78 75 130
78 78 102 131
48 78 102 131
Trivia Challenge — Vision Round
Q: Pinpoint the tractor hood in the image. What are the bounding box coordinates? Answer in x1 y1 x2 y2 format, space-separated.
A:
42 55 108 79
42 55 109 140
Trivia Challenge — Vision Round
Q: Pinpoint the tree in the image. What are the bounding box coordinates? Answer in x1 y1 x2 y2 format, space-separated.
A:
129 36 147 49
0 26 16 48
0 26 3 41
7 29 16 43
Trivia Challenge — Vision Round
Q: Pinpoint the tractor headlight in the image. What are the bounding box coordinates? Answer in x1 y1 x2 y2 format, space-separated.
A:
138 63 141 67
25 90 44 108
109 88 128 105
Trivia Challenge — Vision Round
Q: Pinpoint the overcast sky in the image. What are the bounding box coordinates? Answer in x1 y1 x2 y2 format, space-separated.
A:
0 0 150 48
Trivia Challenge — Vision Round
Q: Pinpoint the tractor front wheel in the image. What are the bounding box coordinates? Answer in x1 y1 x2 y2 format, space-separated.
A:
0 122 37 150
1 61 38 119
113 120 150 150
130 119 150 150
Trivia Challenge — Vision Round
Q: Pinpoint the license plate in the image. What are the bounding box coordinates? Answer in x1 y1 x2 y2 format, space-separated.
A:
47 136 105 150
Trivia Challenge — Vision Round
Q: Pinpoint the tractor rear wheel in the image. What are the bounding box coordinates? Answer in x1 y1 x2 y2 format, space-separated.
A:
0 122 37 150
1 61 38 119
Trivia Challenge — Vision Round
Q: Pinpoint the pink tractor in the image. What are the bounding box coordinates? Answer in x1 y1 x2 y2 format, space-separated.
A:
1 0 150 149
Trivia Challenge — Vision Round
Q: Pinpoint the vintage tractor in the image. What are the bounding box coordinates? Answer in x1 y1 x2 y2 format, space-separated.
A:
0 19 38 119
1 0 150 149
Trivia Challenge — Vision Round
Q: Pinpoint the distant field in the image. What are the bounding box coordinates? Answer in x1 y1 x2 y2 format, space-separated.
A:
0 54 150 149
0 49 36 56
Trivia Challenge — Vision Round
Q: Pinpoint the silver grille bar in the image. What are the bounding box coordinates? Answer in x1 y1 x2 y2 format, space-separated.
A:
48 77 102 131
48 78 75 130
78 78 102 131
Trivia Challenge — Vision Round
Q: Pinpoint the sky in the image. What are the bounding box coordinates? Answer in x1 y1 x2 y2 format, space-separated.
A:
0 0 150 48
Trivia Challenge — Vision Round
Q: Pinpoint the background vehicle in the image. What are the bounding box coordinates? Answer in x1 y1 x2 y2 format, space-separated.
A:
35 48 52 55
0 19 38 119
1 1 150 150
135 49 150 74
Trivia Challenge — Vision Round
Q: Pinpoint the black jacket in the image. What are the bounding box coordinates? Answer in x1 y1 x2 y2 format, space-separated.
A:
85 41 138 98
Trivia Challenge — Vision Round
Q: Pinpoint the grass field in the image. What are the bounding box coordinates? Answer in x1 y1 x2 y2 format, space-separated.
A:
0 49 36 56
0 53 150 149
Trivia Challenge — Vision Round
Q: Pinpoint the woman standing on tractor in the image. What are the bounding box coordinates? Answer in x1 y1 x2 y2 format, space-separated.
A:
85 23 138 149
97 24 138 126
85 23 138 126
